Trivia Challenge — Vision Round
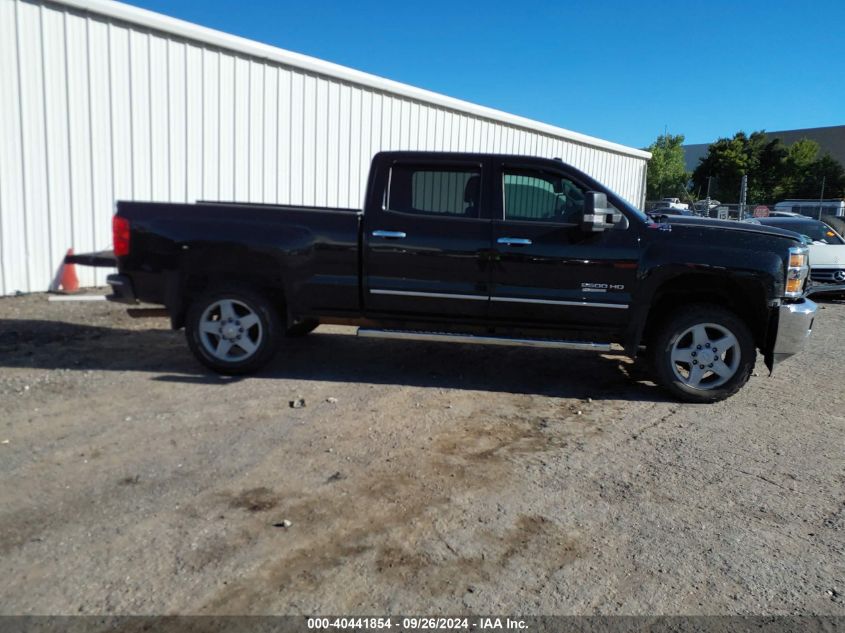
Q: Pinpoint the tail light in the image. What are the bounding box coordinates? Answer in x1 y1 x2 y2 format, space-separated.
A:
113 216 130 257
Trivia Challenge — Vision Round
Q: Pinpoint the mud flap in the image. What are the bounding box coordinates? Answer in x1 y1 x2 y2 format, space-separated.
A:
764 349 774 376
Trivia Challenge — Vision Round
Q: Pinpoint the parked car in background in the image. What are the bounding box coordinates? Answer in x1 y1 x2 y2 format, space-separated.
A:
768 211 805 218
773 199 845 218
694 199 721 213
649 207 696 217
767 209 845 239
820 215 845 238
744 217 845 292
657 197 690 211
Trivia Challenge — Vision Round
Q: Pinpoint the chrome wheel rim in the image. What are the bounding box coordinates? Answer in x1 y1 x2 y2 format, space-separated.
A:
198 299 263 362
670 322 740 390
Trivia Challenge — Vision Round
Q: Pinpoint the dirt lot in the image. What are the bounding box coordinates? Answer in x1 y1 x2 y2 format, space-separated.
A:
0 291 842 615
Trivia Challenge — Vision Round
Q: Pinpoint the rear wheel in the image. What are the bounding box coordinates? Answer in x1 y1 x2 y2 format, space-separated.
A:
650 304 756 403
185 286 281 375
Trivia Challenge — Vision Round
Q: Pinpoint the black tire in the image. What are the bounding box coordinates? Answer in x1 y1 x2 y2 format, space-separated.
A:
185 285 282 375
650 304 756 403
285 319 319 337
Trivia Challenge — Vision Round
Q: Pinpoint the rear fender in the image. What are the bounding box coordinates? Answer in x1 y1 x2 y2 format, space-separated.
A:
172 246 289 329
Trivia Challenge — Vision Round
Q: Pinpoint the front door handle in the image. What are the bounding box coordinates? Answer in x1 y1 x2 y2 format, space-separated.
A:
372 230 407 239
497 237 532 246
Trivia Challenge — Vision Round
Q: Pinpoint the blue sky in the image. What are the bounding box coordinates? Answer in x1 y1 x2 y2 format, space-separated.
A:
125 0 844 149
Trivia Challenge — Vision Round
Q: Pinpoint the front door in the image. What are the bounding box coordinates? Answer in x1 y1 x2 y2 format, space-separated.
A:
489 162 640 331
364 159 491 321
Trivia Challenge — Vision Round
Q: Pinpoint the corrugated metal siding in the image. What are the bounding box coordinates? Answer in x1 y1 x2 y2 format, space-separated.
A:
0 0 649 295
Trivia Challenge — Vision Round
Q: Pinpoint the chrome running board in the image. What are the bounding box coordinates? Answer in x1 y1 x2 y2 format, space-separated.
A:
356 328 612 351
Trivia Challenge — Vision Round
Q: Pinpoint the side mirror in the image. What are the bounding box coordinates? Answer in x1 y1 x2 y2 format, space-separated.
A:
582 191 616 232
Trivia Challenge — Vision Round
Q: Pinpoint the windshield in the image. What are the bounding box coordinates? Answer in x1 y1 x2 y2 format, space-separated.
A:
616 193 650 223
767 221 845 244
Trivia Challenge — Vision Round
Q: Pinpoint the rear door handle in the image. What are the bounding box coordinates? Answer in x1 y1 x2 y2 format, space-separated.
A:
372 230 407 239
497 237 532 246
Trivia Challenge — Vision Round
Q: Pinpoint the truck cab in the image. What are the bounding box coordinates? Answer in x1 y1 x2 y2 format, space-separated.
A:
361 153 638 336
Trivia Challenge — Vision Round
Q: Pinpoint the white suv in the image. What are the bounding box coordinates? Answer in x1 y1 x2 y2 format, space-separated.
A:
744 217 845 290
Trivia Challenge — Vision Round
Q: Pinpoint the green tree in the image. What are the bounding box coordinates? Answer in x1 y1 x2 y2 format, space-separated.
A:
815 154 845 199
787 138 819 168
692 131 845 203
692 131 780 203
786 152 845 199
692 132 748 203
645 134 690 201
753 137 789 202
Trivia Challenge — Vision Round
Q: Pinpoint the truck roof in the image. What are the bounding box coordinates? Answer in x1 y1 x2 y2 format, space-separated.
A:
375 150 571 165
372 151 620 207
373 151 605 187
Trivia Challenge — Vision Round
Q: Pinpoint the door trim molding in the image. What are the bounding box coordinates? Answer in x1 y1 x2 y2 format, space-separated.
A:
369 288 628 309
369 289 488 301
491 296 628 309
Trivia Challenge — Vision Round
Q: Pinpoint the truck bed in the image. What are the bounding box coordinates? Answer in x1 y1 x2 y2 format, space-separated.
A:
116 201 362 316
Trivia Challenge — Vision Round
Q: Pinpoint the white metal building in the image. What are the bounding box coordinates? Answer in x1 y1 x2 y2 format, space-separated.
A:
0 0 650 295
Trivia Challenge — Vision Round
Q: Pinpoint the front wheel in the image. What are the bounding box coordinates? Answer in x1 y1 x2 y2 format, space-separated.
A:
650 304 756 403
185 286 282 375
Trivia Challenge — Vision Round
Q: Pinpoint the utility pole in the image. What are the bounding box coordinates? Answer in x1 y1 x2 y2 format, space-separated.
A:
739 174 748 221
705 176 712 218
819 175 826 220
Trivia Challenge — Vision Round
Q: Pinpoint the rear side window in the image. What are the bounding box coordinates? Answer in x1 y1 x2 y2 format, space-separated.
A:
503 170 586 223
387 164 481 218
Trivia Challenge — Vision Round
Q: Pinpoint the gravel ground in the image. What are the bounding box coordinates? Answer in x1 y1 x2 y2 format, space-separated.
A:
0 291 843 615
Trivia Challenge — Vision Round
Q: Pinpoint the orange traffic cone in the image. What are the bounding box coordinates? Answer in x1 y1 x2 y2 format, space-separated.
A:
56 248 80 293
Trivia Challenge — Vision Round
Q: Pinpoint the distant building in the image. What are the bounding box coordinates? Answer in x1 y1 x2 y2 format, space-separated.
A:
683 125 845 171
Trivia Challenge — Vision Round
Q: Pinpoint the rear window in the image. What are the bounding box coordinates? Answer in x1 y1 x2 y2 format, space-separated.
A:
387 164 481 218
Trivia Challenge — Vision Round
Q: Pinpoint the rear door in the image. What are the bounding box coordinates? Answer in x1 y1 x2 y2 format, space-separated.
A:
489 160 640 330
363 158 492 320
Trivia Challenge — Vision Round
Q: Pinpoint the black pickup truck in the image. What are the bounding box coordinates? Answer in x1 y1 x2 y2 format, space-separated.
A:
78 151 818 402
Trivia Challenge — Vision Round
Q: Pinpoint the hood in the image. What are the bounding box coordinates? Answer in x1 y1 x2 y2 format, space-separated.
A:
807 242 845 266
657 215 803 242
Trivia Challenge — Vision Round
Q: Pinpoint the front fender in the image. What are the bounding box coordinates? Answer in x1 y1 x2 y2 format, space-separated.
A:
624 241 784 355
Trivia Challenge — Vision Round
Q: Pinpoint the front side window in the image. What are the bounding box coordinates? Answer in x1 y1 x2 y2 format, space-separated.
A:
503 169 586 223
387 164 481 218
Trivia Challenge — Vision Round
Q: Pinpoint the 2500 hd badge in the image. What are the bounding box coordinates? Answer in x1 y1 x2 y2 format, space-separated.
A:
581 282 625 292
